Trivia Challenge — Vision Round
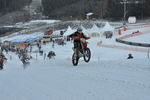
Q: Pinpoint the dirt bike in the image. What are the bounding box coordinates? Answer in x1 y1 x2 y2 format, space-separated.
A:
72 37 91 66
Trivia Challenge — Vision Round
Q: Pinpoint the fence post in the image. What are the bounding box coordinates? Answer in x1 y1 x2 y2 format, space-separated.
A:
148 49 149 59
98 56 100 64
124 26 127 31
36 53 38 60
118 29 121 35
10 55 12 60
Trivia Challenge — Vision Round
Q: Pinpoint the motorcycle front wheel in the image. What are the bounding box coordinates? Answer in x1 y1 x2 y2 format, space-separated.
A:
72 52 79 66
83 48 91 62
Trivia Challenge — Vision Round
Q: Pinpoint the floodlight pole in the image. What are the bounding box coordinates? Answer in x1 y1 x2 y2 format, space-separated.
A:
123 0 127 21
141 0 144 20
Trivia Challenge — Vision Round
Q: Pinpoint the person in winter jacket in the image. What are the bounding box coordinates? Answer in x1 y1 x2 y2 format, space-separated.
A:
0 52 7 70
69 27 87 51
47 51 56 59
0 57 4 69
127 54 133 59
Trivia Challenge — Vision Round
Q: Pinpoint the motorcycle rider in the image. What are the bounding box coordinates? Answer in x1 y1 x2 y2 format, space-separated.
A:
69 27 88 53
21 52 30 64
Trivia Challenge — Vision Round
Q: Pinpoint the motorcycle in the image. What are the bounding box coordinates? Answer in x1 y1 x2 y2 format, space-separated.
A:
72 37 91 66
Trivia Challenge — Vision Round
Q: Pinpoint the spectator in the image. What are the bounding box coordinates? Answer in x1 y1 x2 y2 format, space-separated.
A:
127 54 133 59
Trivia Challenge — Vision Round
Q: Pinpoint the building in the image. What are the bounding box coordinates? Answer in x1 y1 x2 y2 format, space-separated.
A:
86 13 98 20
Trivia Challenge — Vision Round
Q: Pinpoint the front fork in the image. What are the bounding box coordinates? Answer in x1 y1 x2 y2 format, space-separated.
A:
81 43 86 55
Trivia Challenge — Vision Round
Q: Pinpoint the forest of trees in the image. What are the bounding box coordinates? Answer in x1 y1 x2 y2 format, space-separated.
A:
0 0 150 20
106 0 150 19
42 0 107 19
0 0 32 16
42 0 150 20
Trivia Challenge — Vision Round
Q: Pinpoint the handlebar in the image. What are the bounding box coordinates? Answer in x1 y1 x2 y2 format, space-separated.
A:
72 36 91 40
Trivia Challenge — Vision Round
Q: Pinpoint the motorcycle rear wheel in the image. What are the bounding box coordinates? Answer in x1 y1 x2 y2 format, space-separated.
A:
83 48 91 62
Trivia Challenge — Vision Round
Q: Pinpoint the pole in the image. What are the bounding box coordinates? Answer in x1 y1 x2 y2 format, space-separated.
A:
148 49 149 59
141 0 144 20
123 0 127 21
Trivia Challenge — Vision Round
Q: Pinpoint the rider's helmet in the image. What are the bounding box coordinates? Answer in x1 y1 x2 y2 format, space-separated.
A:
77 27 82 33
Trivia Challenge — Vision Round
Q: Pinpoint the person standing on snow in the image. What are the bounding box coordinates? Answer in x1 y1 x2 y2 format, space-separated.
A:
30 46 32 53
127 54 133 59
0 52 7 70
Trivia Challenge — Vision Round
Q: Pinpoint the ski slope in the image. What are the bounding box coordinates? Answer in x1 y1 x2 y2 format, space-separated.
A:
0 21 150 100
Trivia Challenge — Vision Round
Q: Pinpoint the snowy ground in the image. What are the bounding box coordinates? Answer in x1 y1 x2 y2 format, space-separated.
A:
0 20 150 100
126 33 150 43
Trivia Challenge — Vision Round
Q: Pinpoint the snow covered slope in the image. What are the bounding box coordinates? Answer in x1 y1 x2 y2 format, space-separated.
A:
0 21 150 100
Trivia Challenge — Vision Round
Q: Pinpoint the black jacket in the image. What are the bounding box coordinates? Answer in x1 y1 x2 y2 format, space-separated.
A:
69 31 86 42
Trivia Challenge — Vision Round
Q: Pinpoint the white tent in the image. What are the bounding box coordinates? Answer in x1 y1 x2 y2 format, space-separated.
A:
80 25 86 32
86 24 99 33
102 22 114 32
80 25 89 36
101 22 114 38
86 24 102 37
63 26 75 36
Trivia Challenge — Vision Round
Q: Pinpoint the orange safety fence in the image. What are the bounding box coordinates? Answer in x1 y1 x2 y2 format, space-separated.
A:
119 24 150 31
118 29 122 35
98 24 150 52
123 26 127 31
117 30 150 40
127 24 150 30
97 41 149 53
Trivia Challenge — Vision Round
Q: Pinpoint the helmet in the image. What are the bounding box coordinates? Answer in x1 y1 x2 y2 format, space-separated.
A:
77 27 82 32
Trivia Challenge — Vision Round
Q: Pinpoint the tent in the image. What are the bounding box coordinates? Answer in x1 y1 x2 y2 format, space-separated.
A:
86 24 101 37
11 38 40 46
101 22 114 38
80 25 89 36
80 25 86 32
63 26 75 36
91 24 101 32
11 40 25 45
25 38 40 43
102 22 114 32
